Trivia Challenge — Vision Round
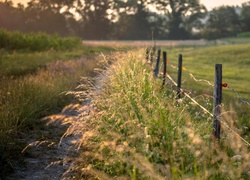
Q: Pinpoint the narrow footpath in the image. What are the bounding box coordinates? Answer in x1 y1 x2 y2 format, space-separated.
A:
7 103 91 180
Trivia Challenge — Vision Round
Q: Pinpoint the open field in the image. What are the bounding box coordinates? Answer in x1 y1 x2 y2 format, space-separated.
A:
82 38 250 48
162 44 250 141
82 39 208 47
164 44 250 99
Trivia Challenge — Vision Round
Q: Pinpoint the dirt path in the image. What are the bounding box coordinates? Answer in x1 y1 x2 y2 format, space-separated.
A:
7 103 91 180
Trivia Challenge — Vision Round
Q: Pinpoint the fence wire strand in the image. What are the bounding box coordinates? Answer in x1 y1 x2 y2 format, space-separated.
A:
227 86 250 107
166 74 250 147
167 74 213 116
188 73 214 87
169 63 214 87
149 51 250 146
169 62 250 107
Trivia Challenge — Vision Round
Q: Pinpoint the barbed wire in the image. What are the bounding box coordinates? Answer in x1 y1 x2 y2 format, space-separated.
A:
188 73 214 87
147 50 250 146
166 74 213 116
168 61 250 108
169 63 214 87
227 86 250 107
165 74 250 147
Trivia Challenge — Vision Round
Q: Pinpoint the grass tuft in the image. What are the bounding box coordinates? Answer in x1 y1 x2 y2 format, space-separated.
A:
72 48 250 179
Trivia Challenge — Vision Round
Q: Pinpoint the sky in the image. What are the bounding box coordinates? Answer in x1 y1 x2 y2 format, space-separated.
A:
200 0 249 10
10 0 250 10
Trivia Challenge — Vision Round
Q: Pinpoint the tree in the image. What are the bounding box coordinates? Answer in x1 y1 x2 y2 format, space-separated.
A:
202 6 240 40
154 0 207 39
112 0 158 40
240 1 250 32
23 0 70 36
74 0 113 40
0 0 211 40
0 1 26 32
0 0 81 36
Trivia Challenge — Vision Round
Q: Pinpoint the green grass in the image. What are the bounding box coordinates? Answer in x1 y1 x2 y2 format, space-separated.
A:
237 32 250 38
0 54 102 178
2 31 250 179
162 44 250 134
0 31 116 178
73 47 250 179
0 29 81 51
165 44 250 97
0 44 114 77
221 37 250 44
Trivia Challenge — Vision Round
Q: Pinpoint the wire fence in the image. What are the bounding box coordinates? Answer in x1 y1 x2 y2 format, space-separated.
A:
146 47 250 147
167 58 250 108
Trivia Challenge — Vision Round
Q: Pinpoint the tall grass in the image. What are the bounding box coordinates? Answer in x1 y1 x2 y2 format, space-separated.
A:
0 29 118 178
73 49 250 179
0 28 81 51
0 56 99 151
0 46 115 178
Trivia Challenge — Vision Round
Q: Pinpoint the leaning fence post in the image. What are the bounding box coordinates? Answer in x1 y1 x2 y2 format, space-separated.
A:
177 54 183 99
154 49 161 77
213 64 222 140
162 51 167 87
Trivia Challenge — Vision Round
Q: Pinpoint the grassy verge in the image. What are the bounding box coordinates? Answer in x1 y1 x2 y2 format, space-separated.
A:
0 31 115 177
0 44 114 77
73 48 250 179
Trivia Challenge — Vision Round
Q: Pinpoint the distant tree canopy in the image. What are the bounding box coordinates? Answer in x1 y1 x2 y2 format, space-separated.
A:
0 0 71 36
201 6 240 39
112 0 159 40
240 1 250 32
1 0 250 40
154 0 207 39
74 0 113 40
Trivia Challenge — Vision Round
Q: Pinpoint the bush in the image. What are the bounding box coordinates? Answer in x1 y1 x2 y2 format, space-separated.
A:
237 32 250 38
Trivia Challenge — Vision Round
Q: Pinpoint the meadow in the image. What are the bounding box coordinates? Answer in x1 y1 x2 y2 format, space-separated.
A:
73 44 250 179
0 30 114 177
164 45 250 135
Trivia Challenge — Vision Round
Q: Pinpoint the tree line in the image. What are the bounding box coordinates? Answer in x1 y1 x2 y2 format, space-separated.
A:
1 0 250 40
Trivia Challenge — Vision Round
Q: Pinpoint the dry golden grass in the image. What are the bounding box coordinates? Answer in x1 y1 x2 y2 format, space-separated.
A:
67 49 250 179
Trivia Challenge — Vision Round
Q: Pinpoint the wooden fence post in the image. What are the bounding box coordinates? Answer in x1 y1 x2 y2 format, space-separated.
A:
162 51 167 87
150 52 153 65
177 54 183 99
146 48 149 62
150 48 154 66
213 64 222 140
154 49 161 77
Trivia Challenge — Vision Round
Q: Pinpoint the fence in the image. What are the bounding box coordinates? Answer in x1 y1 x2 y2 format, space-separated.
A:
146 47 250 146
